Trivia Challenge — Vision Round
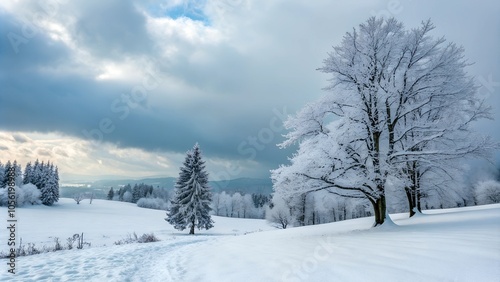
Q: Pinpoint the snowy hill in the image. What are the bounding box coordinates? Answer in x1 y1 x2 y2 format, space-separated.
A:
1 199 499 281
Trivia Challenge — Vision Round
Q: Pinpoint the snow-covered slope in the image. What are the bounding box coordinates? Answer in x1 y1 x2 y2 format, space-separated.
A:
1 199 499 281
0 198 272 247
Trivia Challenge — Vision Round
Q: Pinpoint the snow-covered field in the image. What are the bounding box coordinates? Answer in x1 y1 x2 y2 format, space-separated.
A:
1 199 499 281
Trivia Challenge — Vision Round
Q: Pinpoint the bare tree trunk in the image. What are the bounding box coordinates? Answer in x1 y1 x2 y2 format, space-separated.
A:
189 219 195 235
370 195 387 226
415 173 422 213
405 187 416 217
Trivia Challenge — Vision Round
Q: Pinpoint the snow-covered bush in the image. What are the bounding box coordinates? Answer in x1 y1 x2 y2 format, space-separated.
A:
266 197 294 229
0 184 41 207
122 191 133 203
475 180 500 205
21 183 42 205
0 186 15 206
136 197 168 210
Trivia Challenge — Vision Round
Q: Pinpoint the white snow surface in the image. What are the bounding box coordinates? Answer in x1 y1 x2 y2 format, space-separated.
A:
1 199 499 282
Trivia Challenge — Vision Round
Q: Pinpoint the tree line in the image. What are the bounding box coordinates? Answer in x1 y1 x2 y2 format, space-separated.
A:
0 160 60 206
105 178 272 220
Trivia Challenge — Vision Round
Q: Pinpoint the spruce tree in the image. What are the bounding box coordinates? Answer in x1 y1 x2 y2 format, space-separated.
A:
107 187 115 200
0 161 4 188
32 159 42 189
23 162 33 185
1 160 22 187
53 165 60 202
2 161 12 188
40 162 58 206
166 143 214 234
132 184 140 203
12 160 22 186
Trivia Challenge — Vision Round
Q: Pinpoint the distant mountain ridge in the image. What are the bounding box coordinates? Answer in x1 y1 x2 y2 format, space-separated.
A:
63 177 273 196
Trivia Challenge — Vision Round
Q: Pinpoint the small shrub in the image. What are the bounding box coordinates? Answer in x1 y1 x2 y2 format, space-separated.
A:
67 233 90 249
73 194 85 204
53 237 63 251
138 233 160 243
114 232 160 245
0 233 90 258
137 197 168 210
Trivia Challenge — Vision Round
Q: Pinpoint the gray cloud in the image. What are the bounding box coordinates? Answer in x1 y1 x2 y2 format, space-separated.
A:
0 0 499 178
70 0 155 59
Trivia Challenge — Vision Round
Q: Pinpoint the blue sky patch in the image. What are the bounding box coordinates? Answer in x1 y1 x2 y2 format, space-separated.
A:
148 1 210 25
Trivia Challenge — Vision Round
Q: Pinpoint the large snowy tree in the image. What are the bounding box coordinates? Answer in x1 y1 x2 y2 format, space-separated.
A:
272 17 496 226
166 143 214 234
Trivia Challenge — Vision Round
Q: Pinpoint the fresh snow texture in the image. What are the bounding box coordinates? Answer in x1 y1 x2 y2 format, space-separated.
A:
1 199 499 282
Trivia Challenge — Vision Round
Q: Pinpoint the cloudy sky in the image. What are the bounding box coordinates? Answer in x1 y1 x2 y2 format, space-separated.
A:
0 0 499 182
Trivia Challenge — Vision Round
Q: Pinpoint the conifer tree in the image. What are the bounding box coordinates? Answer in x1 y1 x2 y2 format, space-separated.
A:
53 165 60 202
12 160 22 186
132 184 140 203
1 161 12 188
39 162 59 206
107 187 115 200
23 162 33 185
1 161 22 187
0 161 4 188
166 143 214 234
32 159 42 189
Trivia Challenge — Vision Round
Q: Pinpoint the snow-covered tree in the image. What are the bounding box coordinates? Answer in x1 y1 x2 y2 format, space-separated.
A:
272 17 497 226
73 193 85 204
31 159 43 189
241 194 254 218
132 184 141 203
12 160 23 186
0 160 59 205
266 196 293 229
475 180 500 205
212 192 222 216
231 192 243 217
220 191 232 217
107 187 115 200
53 166 60 201
130 183 154 203
123 191 133 202
40 163 59 206
166 143 214 234
31 161 59 206
1 160 22 188
0 162 4 188
23 162 33 185
1 161 12 188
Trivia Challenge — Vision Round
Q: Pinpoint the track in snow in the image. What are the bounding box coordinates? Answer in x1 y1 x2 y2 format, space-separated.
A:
2 236 212 282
